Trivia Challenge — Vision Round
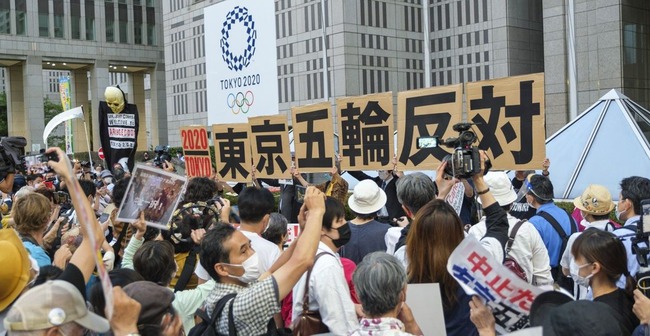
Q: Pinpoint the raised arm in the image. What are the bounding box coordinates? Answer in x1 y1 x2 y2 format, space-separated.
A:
270 187 325 300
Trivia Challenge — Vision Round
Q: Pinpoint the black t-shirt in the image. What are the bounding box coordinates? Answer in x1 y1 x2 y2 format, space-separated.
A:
509 178 537 220
594 288 639 336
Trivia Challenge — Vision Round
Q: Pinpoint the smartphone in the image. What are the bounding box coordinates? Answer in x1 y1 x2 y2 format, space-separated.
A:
416 136 439 149
641 199 650 234
295 185 306 203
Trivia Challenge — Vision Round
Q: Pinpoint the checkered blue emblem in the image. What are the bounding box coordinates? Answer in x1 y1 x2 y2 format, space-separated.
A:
220 6 257 71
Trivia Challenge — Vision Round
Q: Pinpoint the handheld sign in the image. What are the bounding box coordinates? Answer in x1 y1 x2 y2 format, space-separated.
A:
181 126 213 177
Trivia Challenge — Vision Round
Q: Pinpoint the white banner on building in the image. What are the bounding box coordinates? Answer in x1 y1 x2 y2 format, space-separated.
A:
205 0 279 124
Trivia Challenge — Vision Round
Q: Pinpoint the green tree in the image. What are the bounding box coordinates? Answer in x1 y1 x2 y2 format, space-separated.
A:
44 97 65 150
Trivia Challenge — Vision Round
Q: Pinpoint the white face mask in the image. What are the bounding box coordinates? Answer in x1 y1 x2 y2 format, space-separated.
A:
615 203 627 221
570 259 594 287
223 252 260 283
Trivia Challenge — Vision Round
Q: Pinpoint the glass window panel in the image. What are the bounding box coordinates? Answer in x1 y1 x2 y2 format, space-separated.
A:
38 0 49 37
85 0 95 40
15 0 26 35
105 2 114 42
71 0 80 39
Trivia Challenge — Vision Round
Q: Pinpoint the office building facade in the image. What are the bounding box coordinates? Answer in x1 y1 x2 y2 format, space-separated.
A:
163 0 544 146
0 0 167 152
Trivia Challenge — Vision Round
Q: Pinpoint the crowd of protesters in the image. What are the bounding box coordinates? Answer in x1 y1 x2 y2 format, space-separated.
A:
1 147 650 336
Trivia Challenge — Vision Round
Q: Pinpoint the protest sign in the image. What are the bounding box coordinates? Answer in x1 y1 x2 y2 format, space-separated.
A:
285 223 301 245
397 84 462 171
116 164 188 230
406 283 447 336
292 102 335 173
466 73 545 170
213 123 252 182
180 126 213 177
337 92 394 171
447 236 545 333
248 115 291 179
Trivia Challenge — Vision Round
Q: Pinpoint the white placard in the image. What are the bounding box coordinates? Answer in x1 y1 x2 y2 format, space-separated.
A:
405 283 447 336
205 0 279 124
447 236 546 334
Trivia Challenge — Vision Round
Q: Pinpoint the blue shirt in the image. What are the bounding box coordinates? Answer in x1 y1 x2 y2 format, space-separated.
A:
528 202 573 267
22 240 51 268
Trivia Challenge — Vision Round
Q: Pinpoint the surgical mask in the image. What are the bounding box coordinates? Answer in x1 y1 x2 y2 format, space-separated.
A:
224 252 260 283
332 223 351 248
323 173 332 182
615 203 627 221
570 259 594 287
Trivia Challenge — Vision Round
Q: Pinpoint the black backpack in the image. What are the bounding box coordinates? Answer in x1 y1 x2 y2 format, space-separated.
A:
188 293 291 336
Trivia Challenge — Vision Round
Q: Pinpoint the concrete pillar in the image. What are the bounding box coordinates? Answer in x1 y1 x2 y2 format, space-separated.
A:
6 64 25 140
129 72 147 151
90 60 110 150
149 62 167 146
71 69 90 153
23 56 45 150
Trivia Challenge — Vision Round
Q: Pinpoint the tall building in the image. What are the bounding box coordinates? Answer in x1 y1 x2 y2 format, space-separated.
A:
163 0 544 146
0 0 167 152
543 0 650 134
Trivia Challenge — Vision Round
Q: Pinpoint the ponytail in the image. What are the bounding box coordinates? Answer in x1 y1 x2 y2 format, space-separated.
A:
624 271 636 298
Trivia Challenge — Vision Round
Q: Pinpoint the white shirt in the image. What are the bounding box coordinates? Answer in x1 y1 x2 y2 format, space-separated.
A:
469 214 553 286
394 232 505 270
291 242 359 335
384 226 402 255
562 220 616 298
195 229 281 280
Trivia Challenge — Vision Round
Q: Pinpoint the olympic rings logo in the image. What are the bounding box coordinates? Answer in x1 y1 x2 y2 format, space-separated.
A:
227 91 254 114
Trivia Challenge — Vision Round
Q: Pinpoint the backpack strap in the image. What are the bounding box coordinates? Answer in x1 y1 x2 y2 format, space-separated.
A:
174 245 199 292
301 252 334 313
538 211 576 265
505 219 526 254
203 293 237 336
227 296 237 336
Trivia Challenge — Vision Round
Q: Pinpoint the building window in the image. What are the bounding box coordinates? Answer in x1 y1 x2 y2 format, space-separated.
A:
38 0 49 37
71 0 81 39
53 0 64 37
0 1 9 35
146 6 155 45
118 3 128 43
85 0 95 40
105 2 114 42
16 0 27 35
134 4 143 44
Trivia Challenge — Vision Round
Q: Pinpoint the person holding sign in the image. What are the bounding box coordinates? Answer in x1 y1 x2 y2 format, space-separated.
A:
401 151 508 336
293 160 349 207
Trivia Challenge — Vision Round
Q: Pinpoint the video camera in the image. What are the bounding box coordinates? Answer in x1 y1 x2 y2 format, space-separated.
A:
631 199 650 267
153 145 172 169
416 123 490 179
0 136 28 174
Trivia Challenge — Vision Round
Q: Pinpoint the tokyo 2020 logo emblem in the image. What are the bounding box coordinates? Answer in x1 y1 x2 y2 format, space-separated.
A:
220 6 257 71
227 91 254 114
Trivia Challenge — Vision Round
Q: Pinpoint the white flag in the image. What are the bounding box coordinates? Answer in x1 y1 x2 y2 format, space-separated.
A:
43 106 84 147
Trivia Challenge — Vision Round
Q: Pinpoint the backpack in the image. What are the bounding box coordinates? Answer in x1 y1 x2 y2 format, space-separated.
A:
188 293 291 336
537 210 577 291
503 219 528 282
169 201 221 292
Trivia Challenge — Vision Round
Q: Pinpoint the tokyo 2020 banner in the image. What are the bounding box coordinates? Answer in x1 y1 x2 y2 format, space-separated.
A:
205 0 279 124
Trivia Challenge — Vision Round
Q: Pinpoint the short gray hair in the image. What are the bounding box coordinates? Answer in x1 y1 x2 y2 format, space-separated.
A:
396 173 437 214
353 252 407 317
